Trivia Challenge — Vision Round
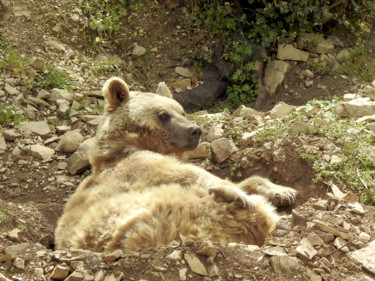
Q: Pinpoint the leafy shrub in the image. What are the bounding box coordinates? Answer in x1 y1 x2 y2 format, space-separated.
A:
242 0 375 47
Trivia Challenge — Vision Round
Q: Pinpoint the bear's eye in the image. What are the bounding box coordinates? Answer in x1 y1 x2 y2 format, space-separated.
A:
158 112 171 122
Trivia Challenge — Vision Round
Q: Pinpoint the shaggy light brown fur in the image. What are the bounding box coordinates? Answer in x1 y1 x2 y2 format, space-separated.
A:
55 77 297 253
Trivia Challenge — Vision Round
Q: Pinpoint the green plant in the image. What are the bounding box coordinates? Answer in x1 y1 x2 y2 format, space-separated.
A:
34 64 70 89
0 209 9 223
244 0 375 48
18 225 27 232
223 40 258 109
0 103 26 125
230 161 241 177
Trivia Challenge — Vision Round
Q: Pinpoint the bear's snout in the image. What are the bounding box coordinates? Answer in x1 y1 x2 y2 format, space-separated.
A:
188 126 202 137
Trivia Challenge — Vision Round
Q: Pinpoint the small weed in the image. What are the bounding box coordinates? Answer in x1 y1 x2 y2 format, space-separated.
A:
0 209 9 223
0 103 26 125
230 161 240 177
18 225 27 232
34 64 70 89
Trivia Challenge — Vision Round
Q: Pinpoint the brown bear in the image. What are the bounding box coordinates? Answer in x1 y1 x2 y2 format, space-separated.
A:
54 77 296 253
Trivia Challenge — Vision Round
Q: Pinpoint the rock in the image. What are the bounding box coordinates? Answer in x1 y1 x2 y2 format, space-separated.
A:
363 86 375 100
312 199 328 210
65 271 84 281
102 272 124 281
179 268 187 281
348 240 375 275
48 265 72 280
132 44 146 56
56 99 71 117
307 234 324 247
56 130 84 153
13 6 31 18
207 124 224 142
333 237 349 252
0 273 12 281
184 252 208 276
169 79 191 89
289 121 310 135
50 88 75 101
185 141 210 159
175 67 193 78
316 40 334 54
103 250 123 262
211 138 238 164
17 121 51 137
333 98 375 117
7 228 21 242
313 220 352 240
270 102 296 118
336 49 353 60
233 105 264 121
5 243 30 258
166 250 182 261
2 129 21 141
4 83 20 95
45 40 66 52
25 144 55 160
366 122 375 132
296 238 317 260
66 137 95 175
303 69 315 78
0 136 6 151
347 202 365 215
297 33 321 49
277 44 309 61
264 60 290 96
13 257 25 269
270 255 321 281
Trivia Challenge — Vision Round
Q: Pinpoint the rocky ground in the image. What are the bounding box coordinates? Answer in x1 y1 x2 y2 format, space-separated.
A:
1 0 375 281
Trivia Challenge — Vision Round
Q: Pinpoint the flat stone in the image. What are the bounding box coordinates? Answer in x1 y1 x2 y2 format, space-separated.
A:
277 44 309 61
13 6 31 19
289 121 309 135
348 202 365 215
50 88 74 101
333 98 375 117
336 49 353 60
233 105 264 121
313 220 352 240
25 144 55 160
264 60 290 96
13 258 25 269
296 238 317 260
0 273 11 281
45 40 66 52
5 243 30 258
4 83 20 95
17 121 51 137
363 86 375 100
65 271 84 281
168 79 191 89
207 124 224 142
175 67 193 78
103 250 123 262
211 138 238 164
184 252 208 276
0 136 6 151
270 102 296 118
50 265 70 280
316 40 334 54
56 99 71 117
132 44 146 56
166 250 182 261
348 240 375 274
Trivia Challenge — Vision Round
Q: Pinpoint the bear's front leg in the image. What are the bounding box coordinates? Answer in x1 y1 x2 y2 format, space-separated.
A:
238 176 297 207
208 185 256 210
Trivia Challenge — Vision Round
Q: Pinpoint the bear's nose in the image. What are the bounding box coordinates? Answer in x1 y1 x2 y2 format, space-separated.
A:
188 126 202 137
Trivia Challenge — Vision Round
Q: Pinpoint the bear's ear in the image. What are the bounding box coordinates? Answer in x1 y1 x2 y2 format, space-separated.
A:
102 77 130 110
156 82 173 99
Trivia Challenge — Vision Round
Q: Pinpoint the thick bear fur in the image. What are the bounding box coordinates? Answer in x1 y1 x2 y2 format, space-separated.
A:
54 77 297 253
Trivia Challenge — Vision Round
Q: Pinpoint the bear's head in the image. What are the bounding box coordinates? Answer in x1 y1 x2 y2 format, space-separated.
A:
91 77 202 170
